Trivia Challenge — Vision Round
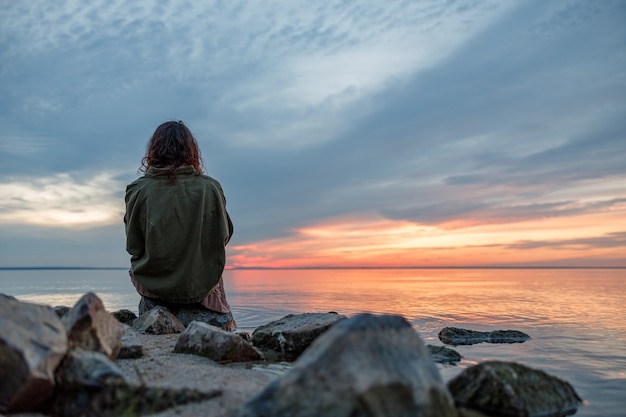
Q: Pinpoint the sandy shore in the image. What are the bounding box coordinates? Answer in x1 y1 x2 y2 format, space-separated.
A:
115 333 287 417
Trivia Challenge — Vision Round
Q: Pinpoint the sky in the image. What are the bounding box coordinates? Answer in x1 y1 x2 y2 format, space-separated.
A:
0 0 625 268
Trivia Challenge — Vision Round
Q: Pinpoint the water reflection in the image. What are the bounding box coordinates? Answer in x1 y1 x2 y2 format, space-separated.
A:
2 269 136 312
2 267 625 416
225 268 626 334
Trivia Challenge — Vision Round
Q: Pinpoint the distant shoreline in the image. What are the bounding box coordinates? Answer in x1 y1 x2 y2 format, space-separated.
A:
1 266 624 271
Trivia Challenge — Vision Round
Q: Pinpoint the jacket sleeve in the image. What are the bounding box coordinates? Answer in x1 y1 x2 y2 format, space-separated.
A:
225 212 234 245
124 182 146 261
214 181 234 246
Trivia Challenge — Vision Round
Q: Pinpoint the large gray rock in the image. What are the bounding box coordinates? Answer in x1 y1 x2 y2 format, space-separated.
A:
174 321 262 363
439 327 530 345
448 361 582 417
235 314 458 417
132 305 186 334
139 296 236 331
62 292 126 359
251 312 347 360
53 349 219 417
0 294 68 413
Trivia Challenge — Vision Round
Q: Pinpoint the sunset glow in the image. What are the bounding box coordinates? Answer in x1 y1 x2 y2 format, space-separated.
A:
229 208 626 268
1 169 623 267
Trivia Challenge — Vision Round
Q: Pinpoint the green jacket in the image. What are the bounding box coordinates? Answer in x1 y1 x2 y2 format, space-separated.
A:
124 166 233 303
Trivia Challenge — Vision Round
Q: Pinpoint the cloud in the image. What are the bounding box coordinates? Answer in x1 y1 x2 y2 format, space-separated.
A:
211 1 520 148
0 171 125 228
0 133 48 157
507 232 626 250
383 191 626 228
0 0 521 152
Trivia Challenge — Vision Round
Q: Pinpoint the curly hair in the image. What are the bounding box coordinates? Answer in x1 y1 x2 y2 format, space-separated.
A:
140 121 204 182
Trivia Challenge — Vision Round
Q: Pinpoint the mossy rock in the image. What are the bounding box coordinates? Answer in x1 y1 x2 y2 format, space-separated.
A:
448 361 581 417
427 344 462 363
439 327 530 345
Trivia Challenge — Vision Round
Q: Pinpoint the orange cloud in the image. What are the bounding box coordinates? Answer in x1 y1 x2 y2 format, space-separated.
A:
228 208 626 268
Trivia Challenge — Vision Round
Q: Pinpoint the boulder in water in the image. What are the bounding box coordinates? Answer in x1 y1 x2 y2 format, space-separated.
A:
427 344 462 363
448 360 582 417
439 327 530 345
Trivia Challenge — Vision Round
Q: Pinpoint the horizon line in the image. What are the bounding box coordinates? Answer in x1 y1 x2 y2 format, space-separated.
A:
1 265 625 271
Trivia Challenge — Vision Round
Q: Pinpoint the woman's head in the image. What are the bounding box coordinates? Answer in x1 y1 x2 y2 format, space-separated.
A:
141 121 203 179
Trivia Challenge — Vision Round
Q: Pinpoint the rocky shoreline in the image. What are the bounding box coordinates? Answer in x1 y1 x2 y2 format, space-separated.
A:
1 292 582 417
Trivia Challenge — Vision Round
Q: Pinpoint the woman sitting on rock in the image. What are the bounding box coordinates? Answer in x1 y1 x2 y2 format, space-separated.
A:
124 120 234 321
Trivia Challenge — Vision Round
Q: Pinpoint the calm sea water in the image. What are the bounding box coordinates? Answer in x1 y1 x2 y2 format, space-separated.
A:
1 268 624 416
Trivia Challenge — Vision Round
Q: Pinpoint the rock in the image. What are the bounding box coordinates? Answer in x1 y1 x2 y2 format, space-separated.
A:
238 331 251 342
139 296 236 331
427 344 462 363
438 327 530 345
54 381 220 417
62 292 126 359
235 314 458 417
132 305 186 334
53 349 220 417
54 305 71 317
251 312 347 360
60 383 221 417
174 321 262 363
56 349 126 387
0 293 16 300
111 309 137 325
175 308 236 331
0 295 68 413
118 326 143 359
448 361 582 417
